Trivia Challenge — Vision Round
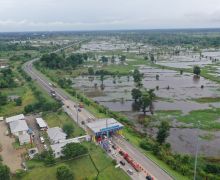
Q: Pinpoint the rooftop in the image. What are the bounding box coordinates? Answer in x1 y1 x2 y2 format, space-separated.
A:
9 120 29 134
47 127 67 142
36 118 48 128
6 114 25 123
86 118 124 134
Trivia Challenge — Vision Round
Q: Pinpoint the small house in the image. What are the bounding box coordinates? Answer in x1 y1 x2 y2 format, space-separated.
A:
47 127 67 144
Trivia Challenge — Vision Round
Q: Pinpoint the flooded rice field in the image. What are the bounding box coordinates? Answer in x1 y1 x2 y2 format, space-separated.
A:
73 65 220 156
157 54 214 68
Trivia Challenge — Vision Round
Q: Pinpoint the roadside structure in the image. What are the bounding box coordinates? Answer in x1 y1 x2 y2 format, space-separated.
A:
51 135 90 158
86 118 123 142
36 117 48 130
47 127 67 144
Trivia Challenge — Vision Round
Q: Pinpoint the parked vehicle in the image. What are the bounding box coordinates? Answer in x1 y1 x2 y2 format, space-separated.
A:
40 136 45 143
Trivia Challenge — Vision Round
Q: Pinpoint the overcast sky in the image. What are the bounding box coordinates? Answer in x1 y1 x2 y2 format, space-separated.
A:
0 0 220 32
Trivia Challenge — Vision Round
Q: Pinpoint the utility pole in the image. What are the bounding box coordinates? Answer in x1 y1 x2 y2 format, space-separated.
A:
193 120 200 180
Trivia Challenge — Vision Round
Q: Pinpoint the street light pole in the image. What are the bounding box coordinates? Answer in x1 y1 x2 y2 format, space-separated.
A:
193 121 200 180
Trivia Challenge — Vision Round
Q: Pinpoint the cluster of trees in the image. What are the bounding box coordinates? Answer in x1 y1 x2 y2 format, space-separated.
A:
36 150 56 165
62 123 74 138
0 68 16 88
0 92 7 106
100 55 126 64
120 30 220 48
62 143 88 159
40 53 88 69
0 163 10 180
24 84 61 113
193 65 201 76
58 78 72 88
131 69 156 114
56 165 74 180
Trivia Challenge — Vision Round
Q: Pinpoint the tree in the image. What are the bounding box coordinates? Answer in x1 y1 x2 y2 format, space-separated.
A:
101 56 108 64
193 66 201 76
88 67 94 75
120 55 126 64
133 69 143 88
56 165 74 180
0 163 10 180
39 150 55 165
100 72 105 90
150 53 155 63
156 121 170 144
63 123 74 138
15 97 22 106
131 88 142 102
62 143 88 159
0 93 7 106
139 92 151 115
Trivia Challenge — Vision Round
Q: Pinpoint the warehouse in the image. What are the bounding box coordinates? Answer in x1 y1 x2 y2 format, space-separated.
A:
86 118 123 142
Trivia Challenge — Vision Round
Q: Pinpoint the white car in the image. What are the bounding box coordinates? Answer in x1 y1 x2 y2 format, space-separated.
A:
40 136 45 143
127 169 133 175
44 144 48 150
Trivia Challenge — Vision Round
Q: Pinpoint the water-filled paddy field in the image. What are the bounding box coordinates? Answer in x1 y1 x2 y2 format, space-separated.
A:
73 63 220 156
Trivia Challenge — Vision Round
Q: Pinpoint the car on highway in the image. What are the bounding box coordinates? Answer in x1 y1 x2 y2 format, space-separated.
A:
120 160 125 166
146 175 153 180
127 169 133 175
112 145 117 150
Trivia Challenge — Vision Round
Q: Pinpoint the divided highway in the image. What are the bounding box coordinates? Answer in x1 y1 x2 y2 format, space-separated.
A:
22 46 173 180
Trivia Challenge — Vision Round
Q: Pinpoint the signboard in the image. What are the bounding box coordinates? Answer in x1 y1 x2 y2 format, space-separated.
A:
100 125 119 132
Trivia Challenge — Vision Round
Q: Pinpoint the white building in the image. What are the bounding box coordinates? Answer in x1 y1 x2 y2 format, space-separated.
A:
9 120 29 136
36 118 48 130
6 114 25 124
51 135 90 158
47 127 67 144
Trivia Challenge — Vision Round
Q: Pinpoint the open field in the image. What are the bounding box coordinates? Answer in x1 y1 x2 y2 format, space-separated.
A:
20 142 130 180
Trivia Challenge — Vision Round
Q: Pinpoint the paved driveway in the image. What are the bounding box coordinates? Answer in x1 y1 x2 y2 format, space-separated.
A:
0 121 25 172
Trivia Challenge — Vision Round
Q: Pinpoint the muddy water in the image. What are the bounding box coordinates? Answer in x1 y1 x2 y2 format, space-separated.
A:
156 55 214 68
148 127 220 156
73 66 220 113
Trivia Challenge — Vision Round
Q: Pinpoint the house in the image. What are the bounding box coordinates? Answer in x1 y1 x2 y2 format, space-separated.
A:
18 134 30 145
9 120 29 136
51 135 90 158
47 127 67 144
5 114 25 124
36 118 48 130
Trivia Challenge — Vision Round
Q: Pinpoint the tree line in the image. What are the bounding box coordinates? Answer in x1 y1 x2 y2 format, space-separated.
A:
40 53 88 69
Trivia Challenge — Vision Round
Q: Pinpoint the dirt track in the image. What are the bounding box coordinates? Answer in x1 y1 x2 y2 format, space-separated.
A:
0 121 25 172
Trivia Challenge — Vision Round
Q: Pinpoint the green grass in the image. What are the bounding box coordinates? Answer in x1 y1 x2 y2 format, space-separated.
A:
192 97 220 103
177 108 220 129
43 111 85 137
0 85 36 117
21 142 130 180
